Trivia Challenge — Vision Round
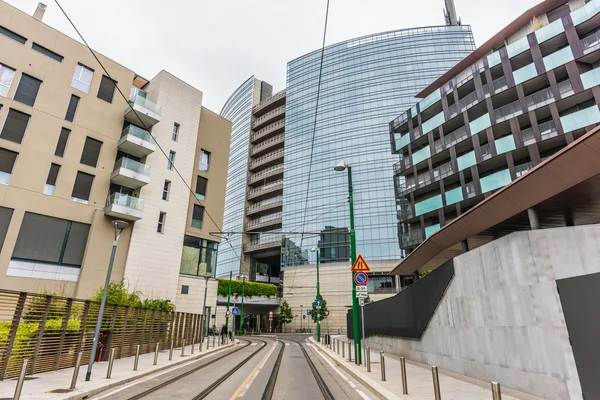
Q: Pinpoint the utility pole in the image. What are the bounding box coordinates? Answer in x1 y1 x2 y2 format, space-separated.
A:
312 247 321 342
238 275 246 335
225 271 232 332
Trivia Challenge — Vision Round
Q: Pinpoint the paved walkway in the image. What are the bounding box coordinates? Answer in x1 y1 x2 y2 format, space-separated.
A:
314 336 545 400
0 337 233 400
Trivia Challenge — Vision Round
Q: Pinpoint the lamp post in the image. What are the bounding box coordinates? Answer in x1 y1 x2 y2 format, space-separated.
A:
334 160 361 365
311 247 321 342
85 220 129 381
225 271 232 332
237 275 247 335
300 305 303 332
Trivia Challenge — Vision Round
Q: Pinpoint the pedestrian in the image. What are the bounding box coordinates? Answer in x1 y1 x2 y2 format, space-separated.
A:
220 323 227 344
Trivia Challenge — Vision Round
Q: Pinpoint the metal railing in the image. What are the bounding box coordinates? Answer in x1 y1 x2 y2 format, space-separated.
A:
393 155 411 174
248 165 284 184
581 29 600 51
480 143 493 160
0 289 202 380
249 150 284 170
433 161 454 181
465 182 476 198
391 112 410 132
401 229 424 246
250 133 284 155
244 240 282 252
247 212 282 229
495 99 522 121
524 86 554 110
253 89 286 113
247 197 283 214
252 119 285 143
459 91 478 111
247 180 283 199
252 105 285 129
492 76 508 92
515 162 533 177
444 125 468 148
539 120 558 140
416 171 432 187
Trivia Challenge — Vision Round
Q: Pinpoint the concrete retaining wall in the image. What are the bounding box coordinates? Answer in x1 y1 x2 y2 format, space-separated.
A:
366 225 600 400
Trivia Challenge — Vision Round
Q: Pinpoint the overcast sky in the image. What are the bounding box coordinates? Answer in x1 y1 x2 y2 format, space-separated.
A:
8 0 542 112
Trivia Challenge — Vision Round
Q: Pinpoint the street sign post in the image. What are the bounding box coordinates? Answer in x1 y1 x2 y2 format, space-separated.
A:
315 299 322 309
356 292 368 298
324 310 330 317
231 307 239 315
359 298 365 307
351 255 371 272
225 310 231 316
355 286 368 293
306 310 311 316
360 296 366 365
354 272 368 286
269 311 273 333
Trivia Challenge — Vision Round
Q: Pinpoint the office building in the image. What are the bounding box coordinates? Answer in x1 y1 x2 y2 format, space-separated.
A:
390 0 600 271
0 1 231 316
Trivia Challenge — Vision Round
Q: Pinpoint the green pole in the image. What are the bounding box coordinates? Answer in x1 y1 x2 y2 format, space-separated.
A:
348 166 361 365
239 277 245 335
316 249 321 342
225 271 232 332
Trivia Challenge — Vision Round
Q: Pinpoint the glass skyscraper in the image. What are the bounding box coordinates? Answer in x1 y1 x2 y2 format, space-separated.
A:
282 26 475 269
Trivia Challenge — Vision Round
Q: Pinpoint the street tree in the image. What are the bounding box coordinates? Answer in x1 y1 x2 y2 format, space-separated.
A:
279 300 293 325
310 294 328 324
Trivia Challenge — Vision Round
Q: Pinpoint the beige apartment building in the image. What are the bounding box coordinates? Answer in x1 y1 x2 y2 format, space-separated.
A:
0 1 231 316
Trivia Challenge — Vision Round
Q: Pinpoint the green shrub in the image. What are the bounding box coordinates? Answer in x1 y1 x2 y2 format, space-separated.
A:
217 279 277 298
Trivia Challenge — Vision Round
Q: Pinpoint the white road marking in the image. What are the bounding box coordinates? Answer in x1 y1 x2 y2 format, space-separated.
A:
250 343 257 346
237 341 278 397
307 343 371 400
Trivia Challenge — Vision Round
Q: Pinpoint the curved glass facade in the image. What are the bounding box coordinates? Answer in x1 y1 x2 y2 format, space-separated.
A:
218 77 256 277
282 26 475 267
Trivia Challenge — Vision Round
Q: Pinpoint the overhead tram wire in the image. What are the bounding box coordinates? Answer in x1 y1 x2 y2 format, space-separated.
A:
53 0 247 271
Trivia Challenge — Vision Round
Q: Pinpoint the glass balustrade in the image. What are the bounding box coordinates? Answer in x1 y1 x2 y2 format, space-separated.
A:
524 87 554 110
495 100 522 120
560 106 600 132
107 192 144 211
469 114 491 135
515 162 533 177
506 36 530 58
395 133 410 150
421 112 445 135
492 76 508 92
495 135 516 155
122 125 153 143
425 224 441 238
419 89 442 112
444 187 464 206
114 158 150 176
457 151 476 171
487 50 502 67
480 169 512 193
539 121 558 140
513 63 537 85
521 126 536 145
581 30 600 52
581 67 600 90
535 19 564 43
460 91 479 110
129 88 162 115
543 47 574 71
480 143 493 160
415 194 443 216
465 182 476 198
571 0 600 25
412 146 431 165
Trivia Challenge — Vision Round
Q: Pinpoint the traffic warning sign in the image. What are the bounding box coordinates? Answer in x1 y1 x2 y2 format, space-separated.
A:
351 255 370 272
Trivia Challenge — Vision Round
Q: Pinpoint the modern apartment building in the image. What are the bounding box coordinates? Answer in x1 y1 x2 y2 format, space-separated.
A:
0 2 231 316
390 0 600 269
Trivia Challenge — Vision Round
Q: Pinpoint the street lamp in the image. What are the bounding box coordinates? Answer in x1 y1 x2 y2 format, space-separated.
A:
300 305 303 332
200 263 212 345
311 246 321 342
85 220 129 381
237 275 247 335
334 160 361 365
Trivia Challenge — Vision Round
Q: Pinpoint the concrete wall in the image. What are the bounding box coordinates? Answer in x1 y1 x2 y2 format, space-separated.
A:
366 225 600 400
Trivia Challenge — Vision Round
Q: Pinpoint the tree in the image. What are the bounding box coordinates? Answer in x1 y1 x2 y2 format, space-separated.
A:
279 300 293 325
310 294 328 324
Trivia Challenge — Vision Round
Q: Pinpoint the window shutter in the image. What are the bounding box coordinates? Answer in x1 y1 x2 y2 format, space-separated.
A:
61 222 90 266
195 176 208 196
71 171 94 201
97 75 117 103
65 95 80 122
32 43 64 62
14 74 42 107
13 213 68 263
80 137 102 167
0 206 13 252
55 128 71 157
0 148 18 174
46 163 60 185
193 205 205 221
1 109 30 144
0 26 27 44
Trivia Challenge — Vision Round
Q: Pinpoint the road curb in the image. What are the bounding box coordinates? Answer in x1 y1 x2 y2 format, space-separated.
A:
62 343 235 400
308 337 401 400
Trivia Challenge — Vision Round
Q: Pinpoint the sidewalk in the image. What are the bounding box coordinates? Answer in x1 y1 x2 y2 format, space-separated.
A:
0 338 235 400
312 336 545 400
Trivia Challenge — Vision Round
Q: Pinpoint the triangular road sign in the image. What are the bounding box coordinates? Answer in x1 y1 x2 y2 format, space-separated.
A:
351 255 370 272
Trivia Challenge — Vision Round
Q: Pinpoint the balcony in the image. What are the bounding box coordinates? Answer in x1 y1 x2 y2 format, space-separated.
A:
118 125 155 158
581 30 600 54
249 150 284 171
253 89 286 116
443 125 468 149
397 205 414 221
104 193 144 221
560 106 600 133
248 164 284 186
495 99 522 123
415 194 443 217
252 105 285 130
515 162 533 177
246 197 283 216
459 91 479 112
433 161 455 181
401 229 424 248
246 212 282 231
391 112 410 133
250 133 284 157
244 239 282 253
480 169 512 193
465 182 477 198
252 119 285 144
393 154 412 174
521 120 557 145
125 88 161 127
492 76 508 93
247 180 283 201
110 158 150 189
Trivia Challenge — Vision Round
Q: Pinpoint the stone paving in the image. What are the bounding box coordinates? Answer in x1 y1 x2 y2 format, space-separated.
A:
314 336 546 400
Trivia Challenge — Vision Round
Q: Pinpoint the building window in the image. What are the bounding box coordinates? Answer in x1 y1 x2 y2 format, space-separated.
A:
71 171 94 203
162 180 171 201
195 176 207 200
157 212 166 233
199 149 210 172
44 163 60 196
366 274 397 294
172 123 179 141
0 64 16 97
71 64 94 94
1 109 30 144
180 235 218 277
0 207 13 253
167 151 176 170
192 205 204 230
14 74 42 107
32 43 63 62
97 75 117 103
65 95 80 122
54 128 70 157
12 212 90 267
0 147 18 185
0 26 27 44
80 137 102 167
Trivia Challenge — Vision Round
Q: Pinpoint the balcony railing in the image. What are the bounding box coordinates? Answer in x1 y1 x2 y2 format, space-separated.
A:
495 99 522 121
557 79 573 95
480 143 493 160
250 133 284 156
521 126 536 145
129 88 162 115
244 239 282 253
114 158 151 176
515 162 533 177
444 125 468 148
401 229 424 247
249 150 284 170
252 105 285 129
448 103 458 116
416 171 432 188
459 91 479 111
104 193 144 220
524 86 554 111
393 154 412 173
539 120 558 140
492 76 508 92
247 212 282 229
581 30 600 52
252 119 285 143
253 89 286 113
433 161 454 181
391 112 410 132
247 197 283 215
465 182 476 198
248 164 284 184
247 180 283 199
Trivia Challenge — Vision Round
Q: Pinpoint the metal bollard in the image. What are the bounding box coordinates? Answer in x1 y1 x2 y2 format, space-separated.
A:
191 335 195 354
169 340 174 361
70 352 83 389
347 342 352 362
153 342 160 365
181 340 186 357
206 335 209 350
380 351 386 381
491 382 502 400
432 366 441 400
366 347 371 372
133 345 141 371
212 335 216 349
106 348 116 379
342 341 345 358
13 359 28 400
400 357 408 394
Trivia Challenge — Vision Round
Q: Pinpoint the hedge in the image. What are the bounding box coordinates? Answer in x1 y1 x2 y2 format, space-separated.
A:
217 279 277 298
